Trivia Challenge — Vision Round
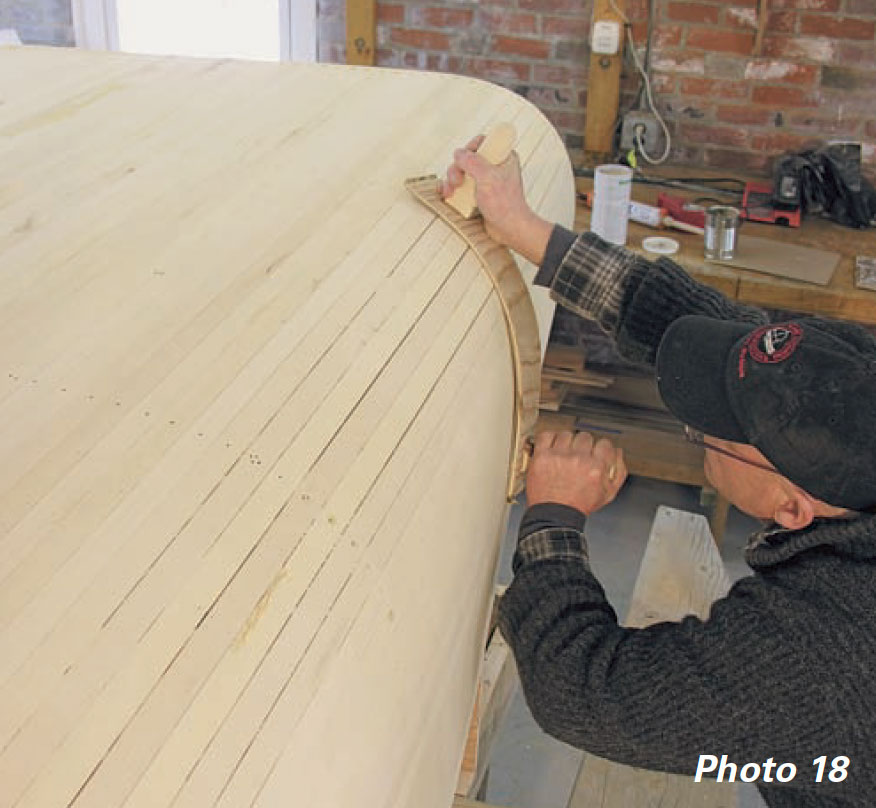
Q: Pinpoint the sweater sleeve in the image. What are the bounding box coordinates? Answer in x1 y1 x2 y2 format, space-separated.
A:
535 228 768 367
497 519 840 778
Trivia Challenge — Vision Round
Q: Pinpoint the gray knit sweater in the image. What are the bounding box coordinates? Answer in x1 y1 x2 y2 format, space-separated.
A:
498 228 876 807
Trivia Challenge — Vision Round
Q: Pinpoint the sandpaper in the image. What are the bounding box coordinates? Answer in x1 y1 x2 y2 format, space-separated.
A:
708 234 840 286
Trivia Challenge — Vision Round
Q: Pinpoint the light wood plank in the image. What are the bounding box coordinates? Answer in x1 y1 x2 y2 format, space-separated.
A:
346 0 376 65
583 0 625 155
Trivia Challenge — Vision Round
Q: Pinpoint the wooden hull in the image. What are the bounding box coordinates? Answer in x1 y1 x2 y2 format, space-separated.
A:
0 47 575 807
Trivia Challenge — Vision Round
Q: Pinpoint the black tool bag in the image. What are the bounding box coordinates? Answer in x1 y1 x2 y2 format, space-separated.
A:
773 145 876 229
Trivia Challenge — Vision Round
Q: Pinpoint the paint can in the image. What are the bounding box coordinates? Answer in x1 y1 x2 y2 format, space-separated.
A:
704 205 741 260
590 164 633 246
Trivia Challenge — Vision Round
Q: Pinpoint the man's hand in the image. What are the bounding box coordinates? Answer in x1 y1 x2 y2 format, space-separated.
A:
527 431 627 515
441 135 553 265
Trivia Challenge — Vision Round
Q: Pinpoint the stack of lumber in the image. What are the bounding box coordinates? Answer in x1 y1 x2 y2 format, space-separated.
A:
538 335 707 487
0 46 575 808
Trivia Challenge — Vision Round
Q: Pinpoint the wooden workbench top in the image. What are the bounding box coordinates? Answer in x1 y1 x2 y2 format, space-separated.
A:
575 172 876 325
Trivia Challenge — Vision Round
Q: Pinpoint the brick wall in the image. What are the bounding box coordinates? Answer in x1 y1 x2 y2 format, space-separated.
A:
317 0 876 179
0 0 73 46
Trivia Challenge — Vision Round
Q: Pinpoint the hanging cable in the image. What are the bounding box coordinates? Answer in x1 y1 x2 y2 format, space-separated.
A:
608 0 672 164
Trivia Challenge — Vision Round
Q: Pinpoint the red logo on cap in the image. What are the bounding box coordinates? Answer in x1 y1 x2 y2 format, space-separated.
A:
738 323 803 378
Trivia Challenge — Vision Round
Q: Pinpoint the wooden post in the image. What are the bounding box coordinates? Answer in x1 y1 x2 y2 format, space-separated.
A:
346 0 376 66
583 0 625 157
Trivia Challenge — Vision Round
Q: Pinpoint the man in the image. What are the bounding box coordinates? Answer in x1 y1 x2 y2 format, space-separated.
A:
444 141 876 807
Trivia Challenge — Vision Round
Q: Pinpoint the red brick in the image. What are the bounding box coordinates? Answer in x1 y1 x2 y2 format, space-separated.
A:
625 0 650 21
410 7 473 28
374 47 395 66
670 145 706 166
679 123 749 147
651 73 676 94
667 2 720 24
838 42 876 69
679 77 749 98
543 108 587 132
705 148 771 176
763 35 838 63
466 58 532 83
555 40 588 61
377 4 405 24
543 15 589 37
479 9 539 35
867 120 876 139
821 65 876 91
770 0 839 8
788 112 863 136
750 131 821 152
744 60 818 85
325 43 346 64
425 53 463 73
704 148 770 175
651 52 706 73
800 15 876 39
752 85 817 107
716 105 773 125
492 35 551 59
766 11 796 34
524 86 575 107
652 25 683 48
533 64 588 84
519 0 581 12
725 7 757 29
389 28 451 50
629 22 649 43
847 0 876 12
687 27 756 54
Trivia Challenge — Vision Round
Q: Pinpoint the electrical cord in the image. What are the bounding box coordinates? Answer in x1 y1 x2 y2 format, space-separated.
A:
573 166 745 199
608 0 672 164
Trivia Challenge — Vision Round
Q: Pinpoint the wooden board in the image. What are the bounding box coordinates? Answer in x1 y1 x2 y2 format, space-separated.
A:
346 0 376 66
0 46 575 808
583 0 625 155
455 588 518 798
405 175 542 498
569 507 735 807
709 234 840 287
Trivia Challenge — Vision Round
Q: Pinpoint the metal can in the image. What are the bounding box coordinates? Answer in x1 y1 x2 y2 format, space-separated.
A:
704 205 741 260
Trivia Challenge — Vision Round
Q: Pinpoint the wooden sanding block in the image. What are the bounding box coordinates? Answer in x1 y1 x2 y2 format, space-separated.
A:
444 122 517 219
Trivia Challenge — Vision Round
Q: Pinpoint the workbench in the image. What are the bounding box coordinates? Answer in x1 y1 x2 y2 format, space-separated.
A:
575 170 876 324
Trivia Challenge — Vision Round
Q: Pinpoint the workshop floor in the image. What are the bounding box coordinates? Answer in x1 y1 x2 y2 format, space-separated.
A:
485 474 767 808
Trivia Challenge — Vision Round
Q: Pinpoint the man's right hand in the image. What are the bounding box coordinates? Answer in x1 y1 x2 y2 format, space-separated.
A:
527 431 627 516
442 136 554 266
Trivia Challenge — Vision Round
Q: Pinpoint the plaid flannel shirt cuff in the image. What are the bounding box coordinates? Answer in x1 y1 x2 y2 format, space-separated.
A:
550 231 641 333
513 503 590 573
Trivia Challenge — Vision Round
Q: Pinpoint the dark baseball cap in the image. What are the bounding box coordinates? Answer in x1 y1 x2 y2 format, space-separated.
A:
656 315 876 511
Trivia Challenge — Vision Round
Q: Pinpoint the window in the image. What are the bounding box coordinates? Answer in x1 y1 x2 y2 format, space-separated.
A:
72 0 316 62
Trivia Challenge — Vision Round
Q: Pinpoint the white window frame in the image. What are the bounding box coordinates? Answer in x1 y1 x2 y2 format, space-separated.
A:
71 0 317 61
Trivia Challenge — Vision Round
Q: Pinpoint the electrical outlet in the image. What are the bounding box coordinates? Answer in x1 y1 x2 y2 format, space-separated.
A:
592 20 621 55
620 111 661 155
